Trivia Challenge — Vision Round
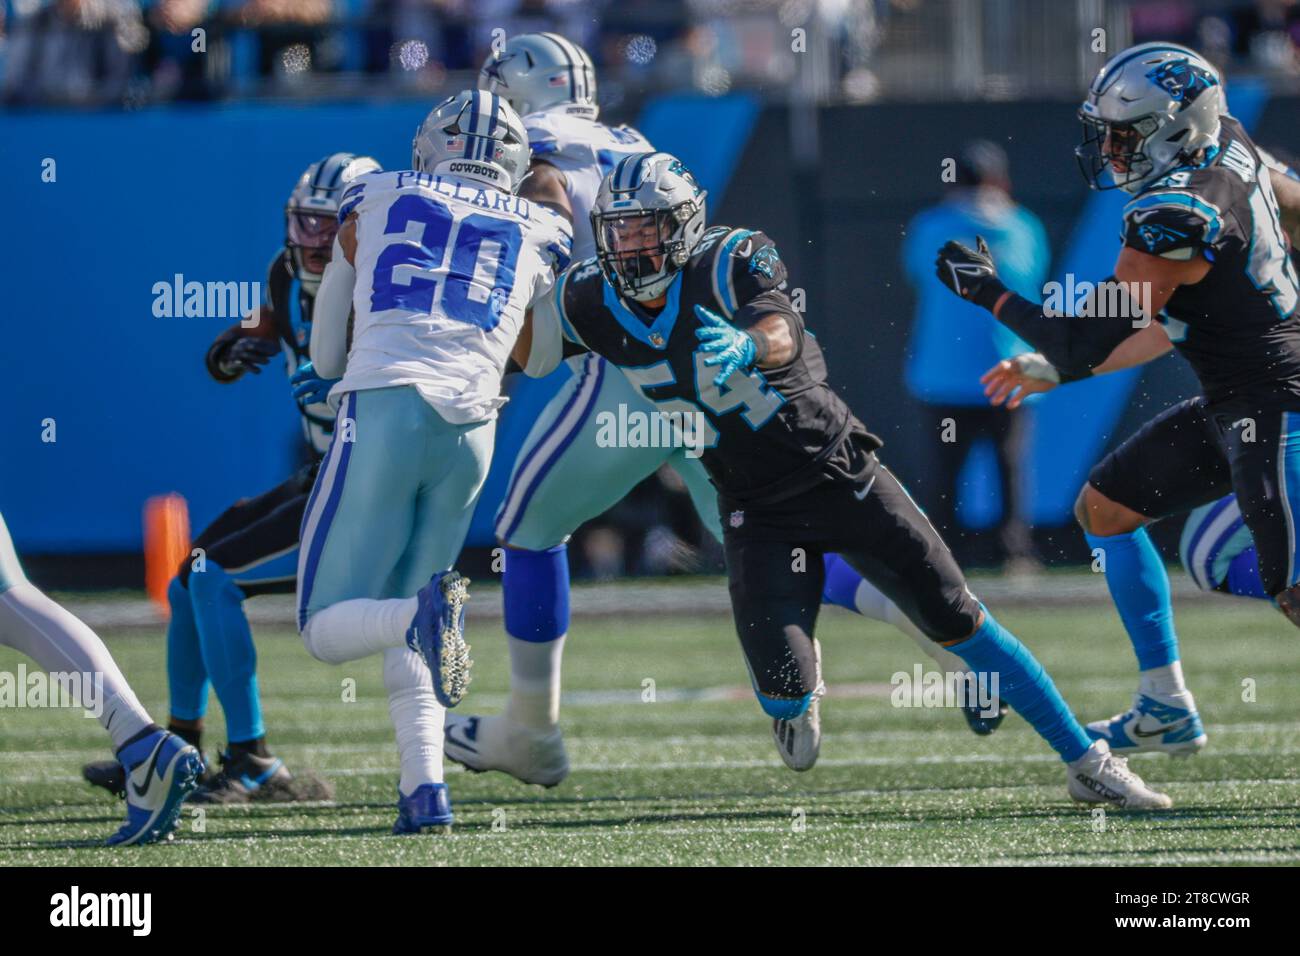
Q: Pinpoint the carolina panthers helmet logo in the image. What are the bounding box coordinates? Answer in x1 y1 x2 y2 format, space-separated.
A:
1145 58 1218 109
748 245 781 279
667 159 702 195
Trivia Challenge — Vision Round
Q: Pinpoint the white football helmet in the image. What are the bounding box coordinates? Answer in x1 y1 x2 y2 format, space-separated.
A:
412 90 529 193
1076 43 1224 194
286 151 381 293
479 32 598 119
592 152 708 302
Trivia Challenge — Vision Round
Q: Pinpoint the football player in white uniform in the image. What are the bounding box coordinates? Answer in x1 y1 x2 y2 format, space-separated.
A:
0 511 203 844
445 33 996 788
295 90 572 833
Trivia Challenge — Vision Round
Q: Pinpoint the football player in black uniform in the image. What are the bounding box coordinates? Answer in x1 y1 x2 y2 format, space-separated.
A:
936 43 1300 760
83 152 379 803
520 150 1172 808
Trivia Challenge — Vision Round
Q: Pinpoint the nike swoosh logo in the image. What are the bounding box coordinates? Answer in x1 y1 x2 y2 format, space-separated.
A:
1132 718 1188 738
853 475 878 500
130 740 167 798
445 728 479 754
735 239 753 258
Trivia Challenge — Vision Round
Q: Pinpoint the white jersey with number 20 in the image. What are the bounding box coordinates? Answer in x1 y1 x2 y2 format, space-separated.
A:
337 170 572 424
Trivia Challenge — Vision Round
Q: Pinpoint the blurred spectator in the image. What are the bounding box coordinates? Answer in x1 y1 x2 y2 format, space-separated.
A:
1230 0 1300 73
901 139 1049 571
3 0 145 105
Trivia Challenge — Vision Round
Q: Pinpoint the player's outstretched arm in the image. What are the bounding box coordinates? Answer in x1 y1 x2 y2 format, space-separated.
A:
983 323 1173 409
936 235 1203 380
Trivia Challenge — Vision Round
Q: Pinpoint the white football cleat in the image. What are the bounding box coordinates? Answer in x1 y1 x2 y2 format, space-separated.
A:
444 713 569 787
1067 739 1173 810
771 639 825 772
1086 690 1207 757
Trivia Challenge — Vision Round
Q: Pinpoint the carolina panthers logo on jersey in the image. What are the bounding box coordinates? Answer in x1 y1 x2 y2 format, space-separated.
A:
1145 58 1218 108
749 246 780 280
1138 221 1188 252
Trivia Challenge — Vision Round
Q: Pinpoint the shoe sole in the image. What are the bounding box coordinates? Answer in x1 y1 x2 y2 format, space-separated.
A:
444 741 568 788
1097 734 1208 758
428 573 472 708
109 749 204 846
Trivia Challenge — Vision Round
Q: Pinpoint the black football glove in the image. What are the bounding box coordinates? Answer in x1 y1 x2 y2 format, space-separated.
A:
219 336 280 376
935 236 1007 311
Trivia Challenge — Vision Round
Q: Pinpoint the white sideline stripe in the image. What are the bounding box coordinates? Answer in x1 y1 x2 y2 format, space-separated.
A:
10 751 1300 785
3 721 1298 763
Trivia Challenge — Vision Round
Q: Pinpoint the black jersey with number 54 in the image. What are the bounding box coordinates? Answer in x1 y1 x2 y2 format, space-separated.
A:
1121 114 1300 410
541 225 881 504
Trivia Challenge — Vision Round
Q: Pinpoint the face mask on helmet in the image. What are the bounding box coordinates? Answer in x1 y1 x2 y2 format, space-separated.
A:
287 209 339 281
1076 113 1162 191
594 203 697 302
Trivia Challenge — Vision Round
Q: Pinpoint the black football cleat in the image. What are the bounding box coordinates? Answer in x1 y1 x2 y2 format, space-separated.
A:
189 748 334 804
961 696 1009 736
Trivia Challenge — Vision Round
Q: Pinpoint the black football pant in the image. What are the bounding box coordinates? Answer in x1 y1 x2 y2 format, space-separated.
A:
1088 397 1300 598
719 457 982 713
176 461 319 597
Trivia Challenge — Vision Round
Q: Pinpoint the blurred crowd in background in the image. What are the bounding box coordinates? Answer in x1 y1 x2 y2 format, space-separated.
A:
5 0 1299 581
2 0 1298 109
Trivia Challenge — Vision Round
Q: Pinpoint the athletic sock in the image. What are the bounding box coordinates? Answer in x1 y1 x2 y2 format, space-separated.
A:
165 576 209 722
950 609 1092 762
190 563 265 744
1085 527 1181 671
1138 660 1188 699
300 595 418 663
503 545 569 731
166 722 202 751
384 647 443 793
0 581 154 749
228 736 270 759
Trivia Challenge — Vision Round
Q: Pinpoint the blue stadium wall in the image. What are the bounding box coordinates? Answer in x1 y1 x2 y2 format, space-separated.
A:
2 91 1297 569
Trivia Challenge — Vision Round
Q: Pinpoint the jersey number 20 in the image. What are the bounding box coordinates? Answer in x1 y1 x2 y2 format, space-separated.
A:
370 194 522 331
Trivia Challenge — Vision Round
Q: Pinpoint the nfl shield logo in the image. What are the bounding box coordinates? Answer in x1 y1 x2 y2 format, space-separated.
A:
729 510 744 528
650 332 665 347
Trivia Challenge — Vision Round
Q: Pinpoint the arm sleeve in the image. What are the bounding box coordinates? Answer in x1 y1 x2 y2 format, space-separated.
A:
310 236 355 379
988 278 1146 379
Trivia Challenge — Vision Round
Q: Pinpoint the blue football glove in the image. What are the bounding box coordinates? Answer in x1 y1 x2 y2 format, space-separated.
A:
291 361 339 405
693 305 758 387
219 336 280 375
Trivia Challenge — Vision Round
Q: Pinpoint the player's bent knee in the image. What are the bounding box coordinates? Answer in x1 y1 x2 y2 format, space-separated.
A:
299 614 335 664
1075 483 1143 537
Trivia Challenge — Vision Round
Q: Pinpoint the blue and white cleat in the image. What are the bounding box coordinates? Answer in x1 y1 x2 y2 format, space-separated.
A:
107 730 204 846
392 783 454 834
1086 690 1207 757
405 571 472 708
